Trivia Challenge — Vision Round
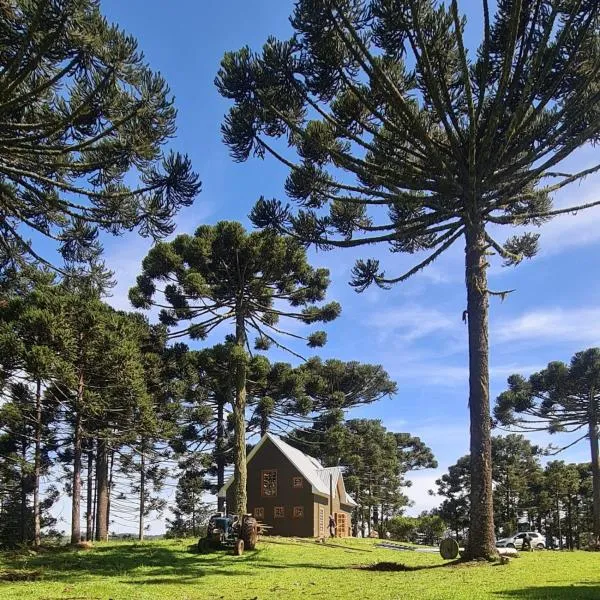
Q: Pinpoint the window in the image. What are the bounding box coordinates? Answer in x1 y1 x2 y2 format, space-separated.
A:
293 506 304 518
254 507 264 519
292 476 303 489
274 506 285 518
261 470 277 497
319 507 325 535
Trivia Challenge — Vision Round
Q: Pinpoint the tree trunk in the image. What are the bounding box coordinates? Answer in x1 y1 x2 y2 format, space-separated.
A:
574 498 581 549
567 496 573 550
192 491 196 537
589 421 600 547
556 496 563 550
216 392 226 513
260 411 269 437
86 445 94 541
20 440 27 545
70 404 83 544
95 438 109 541
139 442 146 541
92 461 97 541
367 475 372 536
232 311 248 516
106 448 115 532
464 224 496 560
33 378 42 549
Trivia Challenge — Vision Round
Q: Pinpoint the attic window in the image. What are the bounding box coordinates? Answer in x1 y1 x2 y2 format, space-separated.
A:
292 476 303 488
262 470 277 497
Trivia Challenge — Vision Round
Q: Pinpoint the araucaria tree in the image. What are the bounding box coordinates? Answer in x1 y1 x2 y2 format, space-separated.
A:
495 348 600 547
130 221 340 515
217 1 600 558
0 0 201 268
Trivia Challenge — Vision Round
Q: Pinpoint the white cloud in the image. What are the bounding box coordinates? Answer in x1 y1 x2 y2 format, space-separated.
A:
366 306 456 342
379 352 542 387
495 306 600 345
404 471 442 516
537 171 600 255
539 204 600 256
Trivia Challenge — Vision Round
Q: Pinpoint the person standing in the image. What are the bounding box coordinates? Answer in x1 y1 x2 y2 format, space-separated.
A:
329 514 336 538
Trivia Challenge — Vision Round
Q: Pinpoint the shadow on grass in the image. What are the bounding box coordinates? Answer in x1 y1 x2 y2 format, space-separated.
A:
0 543 261 585
494 584 600 599
357 560 462 572
261 537 373 553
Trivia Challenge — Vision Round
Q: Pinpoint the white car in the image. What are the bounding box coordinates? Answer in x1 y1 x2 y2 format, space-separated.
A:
496 531 546 550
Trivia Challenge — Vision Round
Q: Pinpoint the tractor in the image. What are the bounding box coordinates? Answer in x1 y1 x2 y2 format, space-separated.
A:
198 513 259 556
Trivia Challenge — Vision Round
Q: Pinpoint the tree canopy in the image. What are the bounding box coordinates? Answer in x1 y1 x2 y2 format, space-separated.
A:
217 0 600 559
0 0 201 270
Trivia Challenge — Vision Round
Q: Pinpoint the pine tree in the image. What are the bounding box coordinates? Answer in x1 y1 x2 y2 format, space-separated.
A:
434 455 471 539
217 0 600 559
0 0 201 269
0 276 70 547
495 348 600 546
130 221 340 515
166 467 213 538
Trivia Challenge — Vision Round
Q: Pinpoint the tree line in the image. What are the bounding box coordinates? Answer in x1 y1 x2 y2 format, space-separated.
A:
0 0 599 561
434 433 596 550
0 254 438 547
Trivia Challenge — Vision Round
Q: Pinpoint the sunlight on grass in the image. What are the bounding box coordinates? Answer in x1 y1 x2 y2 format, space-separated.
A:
1 538 599 600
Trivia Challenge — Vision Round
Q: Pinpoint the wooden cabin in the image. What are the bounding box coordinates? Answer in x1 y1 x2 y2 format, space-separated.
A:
218 433 357 537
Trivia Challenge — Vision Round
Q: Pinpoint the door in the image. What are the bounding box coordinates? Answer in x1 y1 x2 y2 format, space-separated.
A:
319 507 325 537
335 512 348 537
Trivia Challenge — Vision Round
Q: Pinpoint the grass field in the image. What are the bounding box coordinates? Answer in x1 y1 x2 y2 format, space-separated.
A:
1 538 599 600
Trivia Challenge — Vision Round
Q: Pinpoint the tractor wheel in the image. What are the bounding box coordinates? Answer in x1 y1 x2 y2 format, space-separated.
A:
241 516 258 550
233 539 244 556
198 538 210 554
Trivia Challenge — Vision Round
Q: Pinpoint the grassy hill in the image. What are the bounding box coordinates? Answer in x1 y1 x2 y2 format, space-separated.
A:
1 538 599 599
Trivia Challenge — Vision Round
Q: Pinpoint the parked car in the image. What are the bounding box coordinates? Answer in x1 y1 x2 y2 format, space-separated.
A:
496 531 545 550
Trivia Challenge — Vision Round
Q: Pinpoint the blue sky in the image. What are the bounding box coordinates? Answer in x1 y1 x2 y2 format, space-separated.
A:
49 1 600 533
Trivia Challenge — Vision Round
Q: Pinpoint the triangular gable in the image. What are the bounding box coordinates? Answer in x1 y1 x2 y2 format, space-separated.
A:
218 433 329 498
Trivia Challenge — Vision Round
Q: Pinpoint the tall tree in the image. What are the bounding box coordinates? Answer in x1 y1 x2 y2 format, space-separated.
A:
495 348 600 546
130 221 340 515
0 0 201 269
217 0 600 559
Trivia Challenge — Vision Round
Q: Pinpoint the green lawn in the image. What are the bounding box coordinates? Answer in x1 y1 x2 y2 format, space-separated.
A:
0 538 599 600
